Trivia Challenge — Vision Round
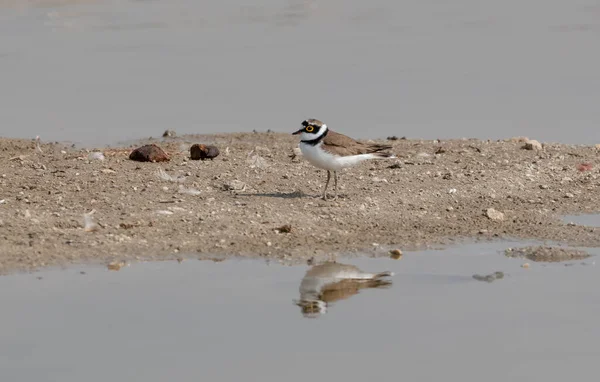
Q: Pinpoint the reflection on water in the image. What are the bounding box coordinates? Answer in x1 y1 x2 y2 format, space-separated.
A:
1 242 600 382
296 262 393 318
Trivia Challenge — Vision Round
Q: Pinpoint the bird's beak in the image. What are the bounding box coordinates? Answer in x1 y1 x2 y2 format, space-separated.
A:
292 128 304 135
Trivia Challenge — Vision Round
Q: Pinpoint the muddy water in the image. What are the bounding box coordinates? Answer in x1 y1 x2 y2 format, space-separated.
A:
1 242 598 382
1 1 600 146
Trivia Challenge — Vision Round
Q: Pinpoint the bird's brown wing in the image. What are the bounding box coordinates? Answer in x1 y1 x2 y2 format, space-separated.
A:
322 130 392 157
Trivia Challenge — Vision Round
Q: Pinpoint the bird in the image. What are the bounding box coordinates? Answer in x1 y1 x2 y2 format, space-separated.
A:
293 119 394 200
295 262 393 318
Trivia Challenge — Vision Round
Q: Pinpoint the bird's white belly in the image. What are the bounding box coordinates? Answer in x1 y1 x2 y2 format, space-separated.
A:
299 142 375 171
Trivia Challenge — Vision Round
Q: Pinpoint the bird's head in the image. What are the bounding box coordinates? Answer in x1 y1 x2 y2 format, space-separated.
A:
293 119 328 141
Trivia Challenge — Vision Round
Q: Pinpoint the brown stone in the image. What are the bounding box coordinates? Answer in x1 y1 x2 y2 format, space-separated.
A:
276 224 292 233
389 249 403 260
576 163 593 172
190 144 220 160
129 144 169 162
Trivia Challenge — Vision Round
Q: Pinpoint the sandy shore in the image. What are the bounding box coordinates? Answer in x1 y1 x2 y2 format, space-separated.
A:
1 132 600 274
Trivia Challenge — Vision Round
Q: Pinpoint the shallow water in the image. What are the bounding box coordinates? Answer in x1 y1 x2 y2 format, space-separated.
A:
563 213 600 227
1 241 598 382
1 1 600 146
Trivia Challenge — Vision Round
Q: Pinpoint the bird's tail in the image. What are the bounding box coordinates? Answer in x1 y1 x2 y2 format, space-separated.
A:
374 271 394 279
374 152 396 159
369 145 395 158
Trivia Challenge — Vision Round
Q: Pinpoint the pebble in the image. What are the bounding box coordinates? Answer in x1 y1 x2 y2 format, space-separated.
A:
522 263 530 269
88 152 105 161
576 163 593 172
485 208 505 221
223 180 246 191
162 129 176 137
275 224 292 233
372 177 388 183
565 192 575 198
129 144 170 162
389 249 403 260
522 139 543 151
190 144 220 160
472 271 504 283
107 261 126 271
290 147 302 160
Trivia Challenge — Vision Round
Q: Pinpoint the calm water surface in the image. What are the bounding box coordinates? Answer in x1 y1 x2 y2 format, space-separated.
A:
563 213 600 227
1 1 600 145
1 242 599 381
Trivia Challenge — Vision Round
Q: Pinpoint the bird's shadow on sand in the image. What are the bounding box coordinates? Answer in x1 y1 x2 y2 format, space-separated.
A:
237 191 348 200
237 191 310 199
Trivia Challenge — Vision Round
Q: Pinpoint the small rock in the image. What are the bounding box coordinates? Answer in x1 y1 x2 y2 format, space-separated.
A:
289 147 303 160
565 192 575 198
162 129 176 137
88 152 105 161
387 136 399 141
389 249 403 260
107 261 126 271
472 271 504 283
576 163 593 172
190 144 220 160
129 144 170 162
275 224 292 233
522 139 542 151
222 180 246 191
539 184 549 190
101 169 116 174
522 263 530 269
446 206 454 212
485 208 505 221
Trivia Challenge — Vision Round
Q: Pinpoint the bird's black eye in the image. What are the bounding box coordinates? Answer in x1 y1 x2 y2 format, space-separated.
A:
306 126 315 133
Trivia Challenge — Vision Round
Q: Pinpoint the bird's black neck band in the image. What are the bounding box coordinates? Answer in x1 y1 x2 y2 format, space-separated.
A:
301 129 328 146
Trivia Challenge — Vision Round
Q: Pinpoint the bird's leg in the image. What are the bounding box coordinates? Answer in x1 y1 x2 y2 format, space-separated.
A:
322 170 331 200
333 171 338 200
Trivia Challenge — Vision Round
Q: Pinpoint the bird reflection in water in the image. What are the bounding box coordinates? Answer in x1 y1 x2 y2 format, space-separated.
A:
295 262 394 318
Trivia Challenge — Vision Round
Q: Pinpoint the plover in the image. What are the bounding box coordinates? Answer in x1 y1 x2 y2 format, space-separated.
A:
295 262 393 318
293 119 395 200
